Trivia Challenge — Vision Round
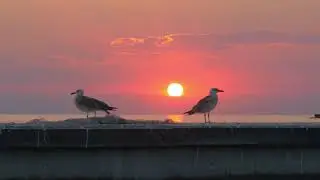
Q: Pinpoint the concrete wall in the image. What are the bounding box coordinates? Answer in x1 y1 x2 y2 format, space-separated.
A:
1 147 320 179
1 124 320 178
1 124 320 149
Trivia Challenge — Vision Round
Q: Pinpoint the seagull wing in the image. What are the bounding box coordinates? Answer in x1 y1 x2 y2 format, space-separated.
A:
80 96 117 111
191 95 212 112
184 95 212 114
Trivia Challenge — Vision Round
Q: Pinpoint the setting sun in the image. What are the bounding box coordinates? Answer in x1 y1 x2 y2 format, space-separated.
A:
167 83 184 97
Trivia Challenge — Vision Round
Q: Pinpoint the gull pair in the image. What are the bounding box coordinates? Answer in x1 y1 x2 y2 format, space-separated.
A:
70 87 224 123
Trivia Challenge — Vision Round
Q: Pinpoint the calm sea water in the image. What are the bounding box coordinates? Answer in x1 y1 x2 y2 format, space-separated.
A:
0 113 318 124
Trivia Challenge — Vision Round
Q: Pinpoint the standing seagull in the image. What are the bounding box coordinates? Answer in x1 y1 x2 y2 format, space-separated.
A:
183 88 224 123
70 89 117 118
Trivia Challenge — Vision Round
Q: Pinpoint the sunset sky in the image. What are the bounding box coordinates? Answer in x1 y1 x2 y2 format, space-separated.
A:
1 0 320 114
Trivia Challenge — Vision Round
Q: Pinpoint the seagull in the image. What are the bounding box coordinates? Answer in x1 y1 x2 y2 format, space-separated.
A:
183 88 224 123
70 89 117 118
310 114 320 119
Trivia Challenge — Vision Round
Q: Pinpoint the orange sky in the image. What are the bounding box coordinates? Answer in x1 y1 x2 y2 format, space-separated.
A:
0 0 320 114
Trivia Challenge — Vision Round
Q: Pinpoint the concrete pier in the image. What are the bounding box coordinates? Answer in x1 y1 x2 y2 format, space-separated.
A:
1 122 320 179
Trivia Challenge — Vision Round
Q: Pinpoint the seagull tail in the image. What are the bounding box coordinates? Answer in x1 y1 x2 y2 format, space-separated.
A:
108 106 118 111
183 110 195 115
103 106 117 114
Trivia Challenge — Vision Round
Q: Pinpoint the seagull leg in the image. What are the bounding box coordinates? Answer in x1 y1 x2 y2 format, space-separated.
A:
204 113 207 123
86 113 89 119
94 111 96 117
208 113 210 123
206 113 209 123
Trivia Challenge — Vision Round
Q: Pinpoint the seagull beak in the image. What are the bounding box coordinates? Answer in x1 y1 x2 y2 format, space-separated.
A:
70 92 76 95
217 89 224 92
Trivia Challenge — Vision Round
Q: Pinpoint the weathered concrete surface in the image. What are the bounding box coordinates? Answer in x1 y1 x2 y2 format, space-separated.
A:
2 121 320 178
1 148 320 179
1 123 320 149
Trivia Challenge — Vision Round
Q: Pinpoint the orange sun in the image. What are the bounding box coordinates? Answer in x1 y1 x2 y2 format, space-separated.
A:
167 83 184 97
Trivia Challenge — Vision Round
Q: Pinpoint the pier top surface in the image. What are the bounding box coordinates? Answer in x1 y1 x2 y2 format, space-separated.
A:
1 117 320 149
0 116 320 129
2 122 320 129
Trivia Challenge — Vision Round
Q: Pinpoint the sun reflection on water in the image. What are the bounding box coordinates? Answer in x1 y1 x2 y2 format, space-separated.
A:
166 114 183 123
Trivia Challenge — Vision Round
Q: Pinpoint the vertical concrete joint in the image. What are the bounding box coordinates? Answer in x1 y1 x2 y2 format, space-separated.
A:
300 150 304 174
37 130 40 148
42 124 47 145
193 147 199 168
85 128 89 148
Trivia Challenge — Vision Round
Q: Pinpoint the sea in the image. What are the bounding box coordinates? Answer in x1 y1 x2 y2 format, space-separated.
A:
0 113 318 124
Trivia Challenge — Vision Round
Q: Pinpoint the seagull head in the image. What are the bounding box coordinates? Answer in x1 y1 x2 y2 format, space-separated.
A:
209 88 224 95
70 89 84 96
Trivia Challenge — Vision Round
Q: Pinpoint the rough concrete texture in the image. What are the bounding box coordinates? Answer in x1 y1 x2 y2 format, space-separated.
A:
0 116 175 128
1 123 320 149
1 148 320 179
1 118 320 178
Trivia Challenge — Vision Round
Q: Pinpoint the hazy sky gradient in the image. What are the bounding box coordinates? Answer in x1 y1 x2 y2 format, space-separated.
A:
1 0 320 114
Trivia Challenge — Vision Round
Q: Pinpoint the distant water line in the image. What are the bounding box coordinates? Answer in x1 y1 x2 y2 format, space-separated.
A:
0 113 317 124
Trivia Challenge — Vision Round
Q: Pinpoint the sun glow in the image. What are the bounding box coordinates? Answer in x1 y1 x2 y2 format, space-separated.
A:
167 83 184 97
